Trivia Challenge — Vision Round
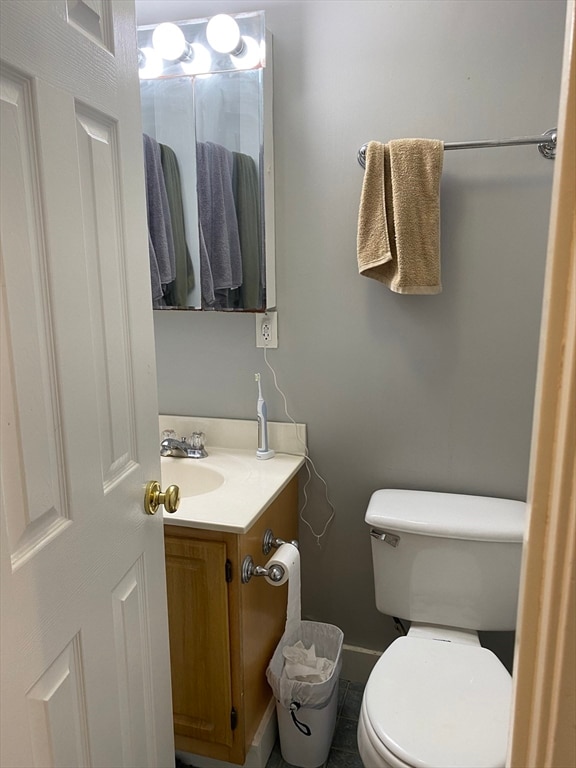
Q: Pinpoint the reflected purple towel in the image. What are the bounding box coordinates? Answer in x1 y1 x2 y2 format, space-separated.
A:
196 141 242 307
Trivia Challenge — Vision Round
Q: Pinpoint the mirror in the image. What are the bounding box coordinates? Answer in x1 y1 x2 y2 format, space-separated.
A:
137 11 275 311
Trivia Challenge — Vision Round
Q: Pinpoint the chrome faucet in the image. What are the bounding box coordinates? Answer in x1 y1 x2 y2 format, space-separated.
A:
160 431 207 459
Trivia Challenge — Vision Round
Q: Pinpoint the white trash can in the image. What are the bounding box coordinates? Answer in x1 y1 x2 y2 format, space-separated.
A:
267 621 344 768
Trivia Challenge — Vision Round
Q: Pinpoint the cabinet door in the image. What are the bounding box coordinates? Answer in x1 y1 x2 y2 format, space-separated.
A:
165 536 234 749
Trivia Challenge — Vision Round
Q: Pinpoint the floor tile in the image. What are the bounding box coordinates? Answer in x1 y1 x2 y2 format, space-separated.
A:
340 686 364 721
348 681 366 695
330 716 359 753
265 740 283 768
325 747 364 768
336 679 349 715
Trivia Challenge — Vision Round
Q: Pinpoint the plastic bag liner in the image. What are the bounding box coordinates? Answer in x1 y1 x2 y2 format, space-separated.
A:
266 621 344 711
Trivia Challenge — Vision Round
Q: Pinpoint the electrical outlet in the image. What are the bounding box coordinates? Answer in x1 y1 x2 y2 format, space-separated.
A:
256 311 278 348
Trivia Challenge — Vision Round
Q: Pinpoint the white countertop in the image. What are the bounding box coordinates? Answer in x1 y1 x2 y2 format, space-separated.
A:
161 448 304 533
159 416 306 534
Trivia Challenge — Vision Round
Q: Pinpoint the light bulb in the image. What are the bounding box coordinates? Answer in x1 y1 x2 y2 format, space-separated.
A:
180 44 212 75
206 14 243 55
138 47 163 79
231 36 262 70
152 22 187 61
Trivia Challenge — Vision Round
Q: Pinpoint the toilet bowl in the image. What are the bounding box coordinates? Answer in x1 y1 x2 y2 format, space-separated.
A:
358 489 526 768
357 631 512 768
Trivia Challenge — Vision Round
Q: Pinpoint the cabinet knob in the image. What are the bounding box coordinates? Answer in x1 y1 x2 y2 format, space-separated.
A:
144 480 180 515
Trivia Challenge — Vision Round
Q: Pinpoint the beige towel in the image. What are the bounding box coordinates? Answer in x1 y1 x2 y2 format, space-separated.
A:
357 138 444 294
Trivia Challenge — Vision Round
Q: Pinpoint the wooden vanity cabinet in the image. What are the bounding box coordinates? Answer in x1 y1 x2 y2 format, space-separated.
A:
164 476 298 765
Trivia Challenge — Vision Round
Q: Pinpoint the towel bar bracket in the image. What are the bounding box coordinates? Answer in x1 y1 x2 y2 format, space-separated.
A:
537 128 557 159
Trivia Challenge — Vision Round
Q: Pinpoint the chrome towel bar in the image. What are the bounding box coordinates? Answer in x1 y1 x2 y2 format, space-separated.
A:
357 127 557 168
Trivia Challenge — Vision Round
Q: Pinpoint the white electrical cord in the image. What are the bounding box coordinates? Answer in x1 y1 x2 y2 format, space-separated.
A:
263 347 335 546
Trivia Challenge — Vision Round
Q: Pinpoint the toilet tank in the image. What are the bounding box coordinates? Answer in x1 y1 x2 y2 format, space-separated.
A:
366 490 526 631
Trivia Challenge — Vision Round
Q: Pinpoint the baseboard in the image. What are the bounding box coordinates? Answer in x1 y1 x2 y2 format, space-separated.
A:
340 643 382 684
176 698 277 768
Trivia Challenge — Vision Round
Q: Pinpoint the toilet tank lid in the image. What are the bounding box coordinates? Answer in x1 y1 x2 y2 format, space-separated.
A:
365 490 526 542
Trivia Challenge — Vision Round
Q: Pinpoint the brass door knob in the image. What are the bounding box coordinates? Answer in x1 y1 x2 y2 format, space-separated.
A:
144 480 180 515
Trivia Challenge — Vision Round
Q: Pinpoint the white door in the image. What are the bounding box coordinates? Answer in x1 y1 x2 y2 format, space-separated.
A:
0 2 174 766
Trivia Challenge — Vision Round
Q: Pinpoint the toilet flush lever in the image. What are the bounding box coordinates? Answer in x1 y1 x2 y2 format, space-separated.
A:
370 529 400 547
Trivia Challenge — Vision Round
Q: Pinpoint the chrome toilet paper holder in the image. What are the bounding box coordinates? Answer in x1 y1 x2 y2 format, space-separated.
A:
241 531 299 584
262 528 299 555
241 554 285 584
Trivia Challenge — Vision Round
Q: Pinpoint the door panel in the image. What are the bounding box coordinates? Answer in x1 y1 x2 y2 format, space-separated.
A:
66 0 114 50
112 557 158 768
0 68 71 569
75 106 137 487
26 635 91 768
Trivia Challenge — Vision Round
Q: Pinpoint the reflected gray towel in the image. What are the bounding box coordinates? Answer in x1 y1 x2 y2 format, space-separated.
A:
143 134 176 294
148 232 164 306
232 152 262 309
198 225 215 307
196 141 242 307
160 143 194 307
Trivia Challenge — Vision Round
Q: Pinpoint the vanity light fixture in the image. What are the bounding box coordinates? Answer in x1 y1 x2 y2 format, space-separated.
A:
152 22 194 61
206 14 245 55
138 11 265 79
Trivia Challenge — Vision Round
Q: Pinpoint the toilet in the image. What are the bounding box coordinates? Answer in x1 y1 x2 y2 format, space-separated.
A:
357 489 526 768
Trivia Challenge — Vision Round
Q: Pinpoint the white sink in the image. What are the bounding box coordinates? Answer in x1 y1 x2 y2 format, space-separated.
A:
161 457 225 497
158 445 304 533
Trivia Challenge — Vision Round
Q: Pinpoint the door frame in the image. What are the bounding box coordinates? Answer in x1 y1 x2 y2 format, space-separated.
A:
508 1 575 765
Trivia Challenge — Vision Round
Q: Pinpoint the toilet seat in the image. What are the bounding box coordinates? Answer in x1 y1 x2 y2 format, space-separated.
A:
364 636 512 768
359 698 413 768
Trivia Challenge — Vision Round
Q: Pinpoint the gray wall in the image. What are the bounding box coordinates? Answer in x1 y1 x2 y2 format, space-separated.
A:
136 0 567 655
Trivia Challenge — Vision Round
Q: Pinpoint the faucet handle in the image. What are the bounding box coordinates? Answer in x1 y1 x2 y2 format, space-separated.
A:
182 431 207 458
161 429 177 441
190 431 205 449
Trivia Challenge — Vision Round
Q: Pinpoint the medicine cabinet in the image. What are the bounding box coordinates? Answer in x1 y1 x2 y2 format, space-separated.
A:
138 11 275 311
